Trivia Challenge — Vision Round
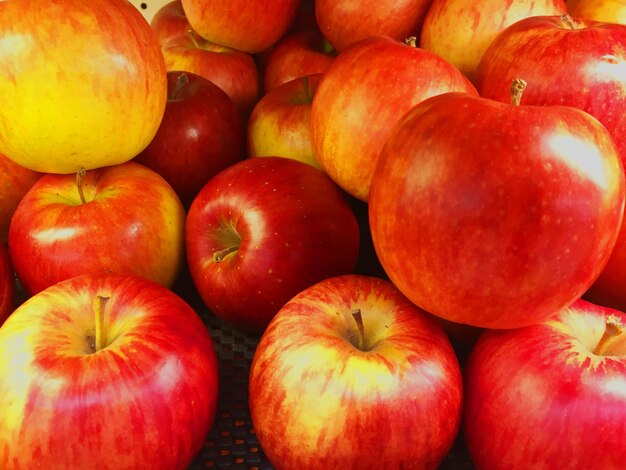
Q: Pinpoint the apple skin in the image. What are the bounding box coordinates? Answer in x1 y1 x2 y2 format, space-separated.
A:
464 299 626 469
369 91 625 329
0 0 167 174
134 71 244 208
0 273 219 470
0 243 14 325
180 0 300 54
150 0 192 45
315 0 435 51
475 15 626 162
263 29 335 93
249 274 463 470
567 0 626 24
420 0 567 82
185 157 360 333
248 74 322 169
8 161 186 296
161 31 260 122
0 153 42 243
310 35 478 202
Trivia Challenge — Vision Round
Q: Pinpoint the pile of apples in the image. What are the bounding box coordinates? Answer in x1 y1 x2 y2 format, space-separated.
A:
0 0 625 468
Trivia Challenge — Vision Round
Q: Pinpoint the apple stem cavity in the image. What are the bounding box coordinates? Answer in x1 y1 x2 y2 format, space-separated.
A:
213 245 239 263
404 36 418 48
559 14 578 30
76 168 87 204
94 295 110 353
171 73 189 100
593 314 624 356
510 78 528 106
351 308 366 351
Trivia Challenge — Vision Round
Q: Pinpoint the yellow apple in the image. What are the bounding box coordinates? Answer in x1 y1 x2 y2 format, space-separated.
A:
567 0 626 24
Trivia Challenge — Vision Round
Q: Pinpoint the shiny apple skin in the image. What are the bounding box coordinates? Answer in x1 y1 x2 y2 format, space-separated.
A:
263 29 335 93
310 35 477 202
185 157 360 333
0 273 218 470
249 274 463 470
420 0 567 82
150 0 192 46
248 74 322 169
464 299 626 469
315 0 434 51
0 243 14 325
135 71 244 208
369 92 625 329
476 15 626 162
567 0 626 24
161 31 260 123
8 162 186 295
180 0 300 54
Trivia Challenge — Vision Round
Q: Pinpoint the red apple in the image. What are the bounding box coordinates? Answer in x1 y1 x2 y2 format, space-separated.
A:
0 272 219 469
134 71 244 208
150 0 192 45
161 31 260 122
9 161 186 296
420 0 567 82
0 0 167 174
475 15 626 162
310 35 477 201
567 0 626 24
0 243 14 325
315 0 434 51
464 299 626 469
249 274 463 470
248 74 322 169
180 0 300 54
263 29 335 93
369 82 625 329
185 157 360 333
0 153 42 242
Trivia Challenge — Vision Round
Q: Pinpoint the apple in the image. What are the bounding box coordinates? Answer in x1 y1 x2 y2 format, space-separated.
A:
0 0 167 174
150 0 193 45
180 0 300 54
310 35 477 201
567 0 626 24
0 153 42 243
9 161 186 296
464 298 626 469
315 0 435 51
0 272 219 469
161 31 260 122
368 81 625 329
134 71 244 208
249 274 463 470
185 156 360 333
0 243 14 326
248 74 322 169
262 29 335 93
420 0 567 82
475 15 626 162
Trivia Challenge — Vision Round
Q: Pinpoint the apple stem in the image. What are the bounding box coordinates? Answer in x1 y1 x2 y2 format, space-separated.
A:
404 36 418 48
93 295 110 353
351 308 366 350
76 168 87 204
510 78 527 106
559 14 577 30
593 314 623 356
171 73 189 100
213 245 238 262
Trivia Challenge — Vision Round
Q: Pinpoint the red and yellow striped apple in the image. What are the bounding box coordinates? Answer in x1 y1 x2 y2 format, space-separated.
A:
464 299 626 469
0 273 219 469
249 274 463 469
0 0 167 174
9 162 186 295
